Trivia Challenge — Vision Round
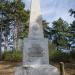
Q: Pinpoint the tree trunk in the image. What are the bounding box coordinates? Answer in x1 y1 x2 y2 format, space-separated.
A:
0 32 2 60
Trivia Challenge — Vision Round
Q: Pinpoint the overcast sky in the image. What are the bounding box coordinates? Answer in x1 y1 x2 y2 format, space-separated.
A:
22 0 75 26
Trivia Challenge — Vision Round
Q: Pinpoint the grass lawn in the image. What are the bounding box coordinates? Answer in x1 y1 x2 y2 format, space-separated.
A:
0 61 75 75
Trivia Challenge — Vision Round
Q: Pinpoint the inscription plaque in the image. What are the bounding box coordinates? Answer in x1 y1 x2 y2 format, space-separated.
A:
23 39 49 65
28 43 43 57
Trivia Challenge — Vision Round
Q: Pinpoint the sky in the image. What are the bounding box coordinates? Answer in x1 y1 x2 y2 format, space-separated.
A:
22 0 75 27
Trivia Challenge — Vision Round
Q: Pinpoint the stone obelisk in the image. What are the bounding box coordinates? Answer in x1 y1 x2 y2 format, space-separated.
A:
23 0 49 65
15 0 59 75
29 0 44 38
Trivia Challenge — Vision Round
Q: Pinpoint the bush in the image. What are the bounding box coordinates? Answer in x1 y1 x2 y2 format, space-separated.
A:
12 50 22 62
2 51 12 61
48 42 75 63
49 50 71 63
70 50 75 61
2 50 22 62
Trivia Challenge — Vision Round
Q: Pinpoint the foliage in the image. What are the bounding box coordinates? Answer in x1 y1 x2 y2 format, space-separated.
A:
49 42 75 62
49 49 71 63
70 50 75 61
2 50 22 62
8 0 29 38
48 42 57 57
0 0 30 51
2 51 12 61
0 0 29 38
51 18 70 49
49 42 75 63
69 20 75 38
69 9 75 18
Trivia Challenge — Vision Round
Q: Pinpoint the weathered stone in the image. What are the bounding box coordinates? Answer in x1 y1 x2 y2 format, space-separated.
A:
28 0 44 38
15 65 59 75
14 0 59 75
23 38 49 65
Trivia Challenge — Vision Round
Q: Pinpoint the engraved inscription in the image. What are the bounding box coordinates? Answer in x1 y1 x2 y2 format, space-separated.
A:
28 43 43 57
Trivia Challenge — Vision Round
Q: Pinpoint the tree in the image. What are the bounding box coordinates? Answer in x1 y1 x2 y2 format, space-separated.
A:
70 21 75 35
9 0 29 49
69 9 75 47
69 9 75 18
0 0 10 60
0 0 29 51
52 18 69 49
69 20 75 48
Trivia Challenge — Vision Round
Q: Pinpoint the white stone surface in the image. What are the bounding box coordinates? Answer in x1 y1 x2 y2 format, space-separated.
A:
23 38 49 65
30 0 41 23
14 65 59 75
28 0 44 38
14 0 59 75
29 22 44 38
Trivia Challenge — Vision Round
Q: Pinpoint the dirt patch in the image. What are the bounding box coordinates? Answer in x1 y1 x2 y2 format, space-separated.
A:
65 63 75 75
0 61 75 75
50 62 75 75
0 61 20 75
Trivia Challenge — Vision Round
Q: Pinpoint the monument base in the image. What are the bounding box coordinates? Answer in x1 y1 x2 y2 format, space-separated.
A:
14 65 59 75
23 38 49 65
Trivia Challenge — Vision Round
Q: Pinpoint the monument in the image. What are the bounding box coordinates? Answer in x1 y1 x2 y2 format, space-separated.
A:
14 0 59 75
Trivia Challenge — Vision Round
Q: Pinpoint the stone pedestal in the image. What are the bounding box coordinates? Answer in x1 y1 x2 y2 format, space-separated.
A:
23 38 49 65
15 65 59 75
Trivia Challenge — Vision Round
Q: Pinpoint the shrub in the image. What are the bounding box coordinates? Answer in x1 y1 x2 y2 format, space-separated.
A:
70 50 75 61
12 50 22 62
2 50 22 62
2 51 12 61
48 42 74 63
49 50 71 63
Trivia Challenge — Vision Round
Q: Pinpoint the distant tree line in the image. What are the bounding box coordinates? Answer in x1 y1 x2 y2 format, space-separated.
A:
45 9 75 51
